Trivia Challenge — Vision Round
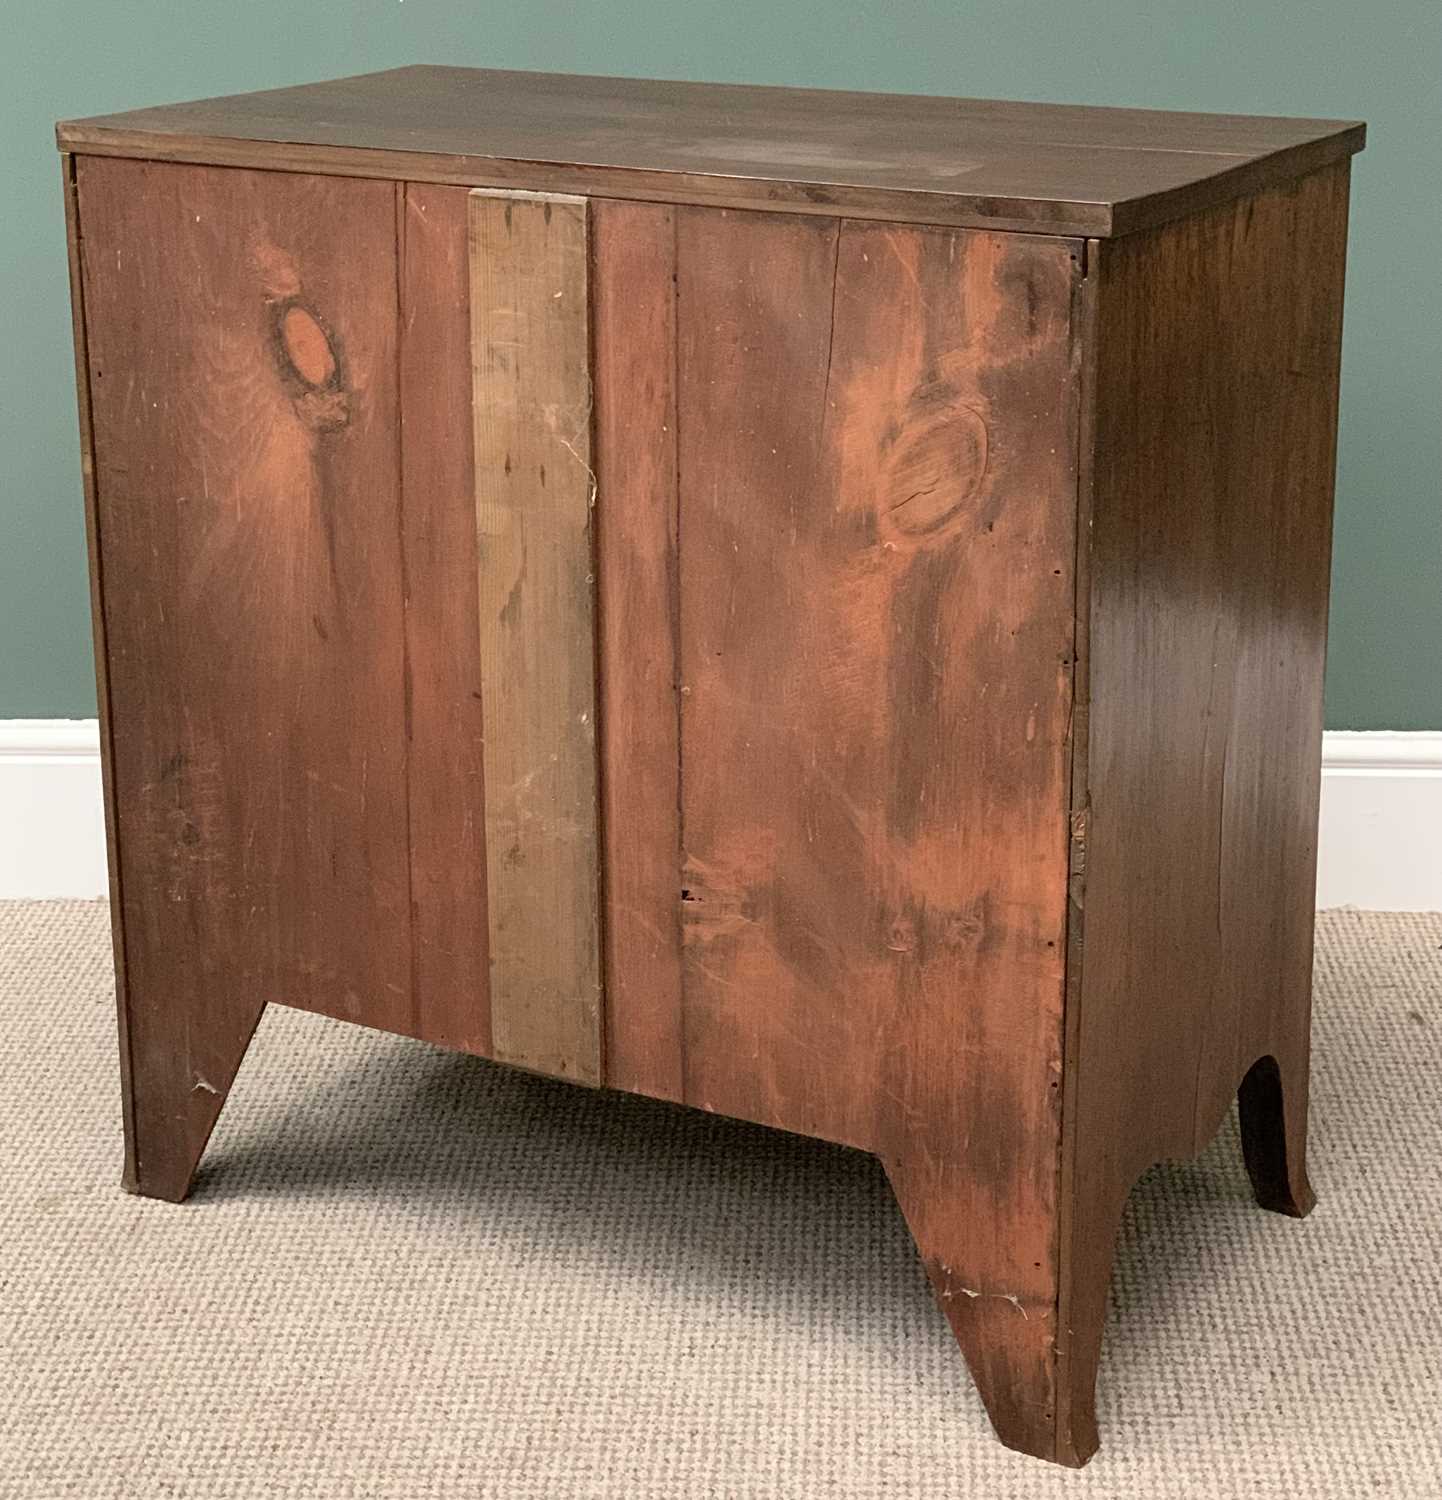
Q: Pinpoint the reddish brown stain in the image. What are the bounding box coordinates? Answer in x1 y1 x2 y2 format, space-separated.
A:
880 401 989 539
672 208 1078 1457
74 157 412 1205
386 197 492 1074
250 239 301 299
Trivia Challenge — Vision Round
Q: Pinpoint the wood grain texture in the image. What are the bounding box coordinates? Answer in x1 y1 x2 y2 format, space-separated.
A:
63 125 1357 1466
1056 162 1353 1462
400 182 493 1056
56 65 1365 239
60 152 140 1187
468 189 602 1084
76 157 414 1197
592 199 685 1101
672 208 1081 1452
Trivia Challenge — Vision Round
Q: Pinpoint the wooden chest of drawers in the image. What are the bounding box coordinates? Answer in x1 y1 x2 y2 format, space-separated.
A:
58 67 1363 1466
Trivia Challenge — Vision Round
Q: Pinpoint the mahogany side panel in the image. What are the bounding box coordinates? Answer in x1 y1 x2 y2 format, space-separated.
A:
76 157 414 1196
592 199 686 1101
673 208 1081 1449
1059 162 1353 1456
399 182 492 1056
61 153 138 1179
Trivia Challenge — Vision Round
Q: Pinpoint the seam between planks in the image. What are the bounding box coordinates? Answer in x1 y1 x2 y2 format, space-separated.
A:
394 180 422 1041
1053 236 1101 1461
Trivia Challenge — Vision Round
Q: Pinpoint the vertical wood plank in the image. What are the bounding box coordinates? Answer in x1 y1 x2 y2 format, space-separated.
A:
673 207 1080 1447
399 182 492 1056
468 188 602 1084
592 199 685 1101
77 156 413 1195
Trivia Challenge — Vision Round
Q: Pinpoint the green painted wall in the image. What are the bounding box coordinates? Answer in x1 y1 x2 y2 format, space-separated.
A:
5 1 1438 726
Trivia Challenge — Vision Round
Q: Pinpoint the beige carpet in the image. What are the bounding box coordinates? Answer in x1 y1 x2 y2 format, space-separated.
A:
1 903 1439 1498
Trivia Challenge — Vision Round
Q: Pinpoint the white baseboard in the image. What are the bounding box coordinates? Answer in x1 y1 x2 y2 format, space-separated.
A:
0 720 110 900
1 721 1438 909
1315 731 1442 911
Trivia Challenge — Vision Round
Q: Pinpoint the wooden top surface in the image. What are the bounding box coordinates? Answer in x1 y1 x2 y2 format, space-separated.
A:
57 65 1364 238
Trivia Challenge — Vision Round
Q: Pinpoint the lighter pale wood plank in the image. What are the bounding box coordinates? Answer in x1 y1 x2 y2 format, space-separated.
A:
468 188 601 1084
